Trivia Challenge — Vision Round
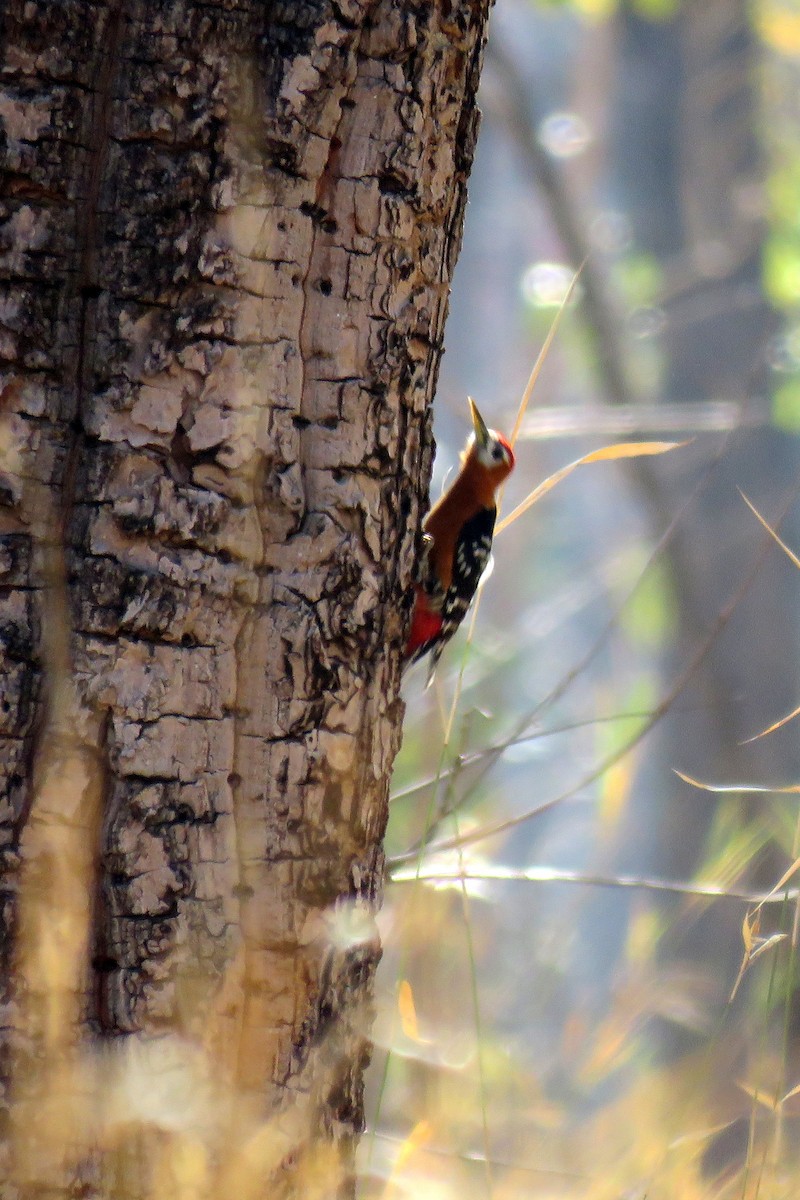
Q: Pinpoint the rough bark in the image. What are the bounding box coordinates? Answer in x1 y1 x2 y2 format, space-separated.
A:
0 1 493 1194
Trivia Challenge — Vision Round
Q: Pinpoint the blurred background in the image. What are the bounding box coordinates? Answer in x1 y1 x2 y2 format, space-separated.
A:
365 1 800 1195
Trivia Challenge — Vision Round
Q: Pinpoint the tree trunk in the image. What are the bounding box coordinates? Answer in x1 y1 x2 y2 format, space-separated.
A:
599 0 800 1055
0 1 493 1194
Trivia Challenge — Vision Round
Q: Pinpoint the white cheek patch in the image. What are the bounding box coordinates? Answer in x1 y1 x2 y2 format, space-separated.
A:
475 432 507 468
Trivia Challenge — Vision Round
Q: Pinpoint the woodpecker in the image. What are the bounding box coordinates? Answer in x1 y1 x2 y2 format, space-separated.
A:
405 398 515 679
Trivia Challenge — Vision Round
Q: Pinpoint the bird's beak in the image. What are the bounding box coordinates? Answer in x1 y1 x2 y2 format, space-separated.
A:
468 396 491 449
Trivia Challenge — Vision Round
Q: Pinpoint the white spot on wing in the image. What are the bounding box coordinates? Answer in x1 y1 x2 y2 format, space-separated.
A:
477 553 495 588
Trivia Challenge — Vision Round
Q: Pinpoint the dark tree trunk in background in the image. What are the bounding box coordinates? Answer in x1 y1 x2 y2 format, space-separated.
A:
0 1 493 1194
611 0 799 979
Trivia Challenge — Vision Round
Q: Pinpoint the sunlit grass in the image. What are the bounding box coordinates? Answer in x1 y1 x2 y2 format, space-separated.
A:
369 303 800 1200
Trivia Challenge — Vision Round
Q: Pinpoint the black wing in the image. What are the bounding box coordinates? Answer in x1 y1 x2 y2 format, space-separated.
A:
441 505 496 635
409 507 497 684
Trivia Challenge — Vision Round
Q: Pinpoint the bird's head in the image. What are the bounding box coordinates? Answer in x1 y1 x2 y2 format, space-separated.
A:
464 397 515 486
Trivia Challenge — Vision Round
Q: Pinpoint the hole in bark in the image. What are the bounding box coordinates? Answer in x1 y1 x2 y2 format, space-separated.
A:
340 96 355 109
265 138 300 175
321 217 338 234
327 1066 360 1124
378 172 414 198
293 415 311 429
318 278 332 296
116 514 146 535
92 955 119 973
180 632 198 647
300 200 328 225
80 283 102 300
330 135 342 151
0 621 32 659
318 996 334 1027
228 772 242 787
169 423 194 481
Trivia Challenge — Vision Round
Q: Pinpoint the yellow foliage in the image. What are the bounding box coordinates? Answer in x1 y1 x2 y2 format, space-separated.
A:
759 2 800 57
398 979 420 1041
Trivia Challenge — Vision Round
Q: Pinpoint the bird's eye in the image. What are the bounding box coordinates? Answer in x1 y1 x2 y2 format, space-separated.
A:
492 445 504 461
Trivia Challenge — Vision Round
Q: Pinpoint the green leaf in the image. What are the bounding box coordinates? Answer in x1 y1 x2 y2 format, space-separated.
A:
633 0 680 19
615 252 663 307
772 379 800 433
764 238 800 305
621 559 677 649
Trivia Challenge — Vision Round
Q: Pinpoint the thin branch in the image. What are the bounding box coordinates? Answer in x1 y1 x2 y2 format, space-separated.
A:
389 504 789 868
389 862 798 906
